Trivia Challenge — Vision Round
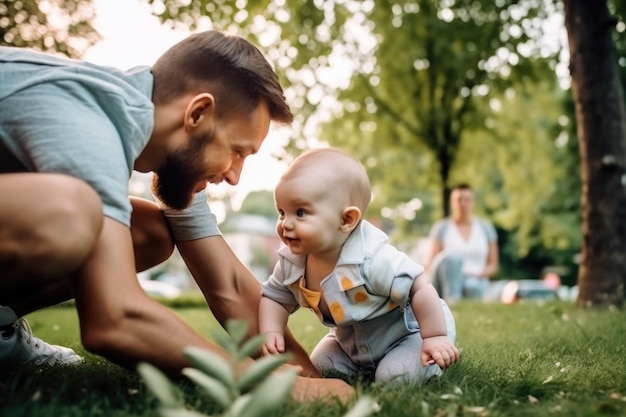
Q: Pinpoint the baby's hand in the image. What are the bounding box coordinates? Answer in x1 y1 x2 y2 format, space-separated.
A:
262 331 286 356
421 336 459 369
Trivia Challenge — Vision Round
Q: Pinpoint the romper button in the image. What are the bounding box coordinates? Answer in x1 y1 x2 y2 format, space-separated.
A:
359 346 368 353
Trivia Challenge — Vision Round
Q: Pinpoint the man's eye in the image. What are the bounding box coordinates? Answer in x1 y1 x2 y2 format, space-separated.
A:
296 209 305 217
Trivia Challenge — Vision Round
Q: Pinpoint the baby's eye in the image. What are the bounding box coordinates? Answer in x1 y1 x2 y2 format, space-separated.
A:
277 209 285 218
296 209 306 217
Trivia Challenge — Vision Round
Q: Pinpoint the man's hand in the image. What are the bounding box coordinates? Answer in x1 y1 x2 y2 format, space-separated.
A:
262 331 286 356
421 335 459 369
291 376 355 404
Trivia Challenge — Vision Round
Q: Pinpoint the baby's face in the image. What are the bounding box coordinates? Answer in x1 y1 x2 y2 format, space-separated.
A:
274 173 348 256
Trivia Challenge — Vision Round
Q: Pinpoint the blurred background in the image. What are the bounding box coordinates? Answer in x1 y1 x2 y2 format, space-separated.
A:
2 0 624 304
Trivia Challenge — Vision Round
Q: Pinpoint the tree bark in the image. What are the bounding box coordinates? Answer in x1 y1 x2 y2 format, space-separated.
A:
564 0 626 308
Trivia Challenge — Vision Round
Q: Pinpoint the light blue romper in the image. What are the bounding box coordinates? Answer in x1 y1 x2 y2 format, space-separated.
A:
262 220 457 383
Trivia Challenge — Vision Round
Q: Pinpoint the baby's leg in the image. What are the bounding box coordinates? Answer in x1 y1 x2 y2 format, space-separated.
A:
374 333 441 384
310 332 360 378
376 300 457 384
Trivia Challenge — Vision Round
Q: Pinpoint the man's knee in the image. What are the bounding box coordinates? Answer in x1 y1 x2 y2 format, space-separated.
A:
0 174 103 279
33 176 102 266
130 197 174 271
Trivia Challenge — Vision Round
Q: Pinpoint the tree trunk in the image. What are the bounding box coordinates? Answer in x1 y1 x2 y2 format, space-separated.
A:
437 145 452 217
564 0 626 308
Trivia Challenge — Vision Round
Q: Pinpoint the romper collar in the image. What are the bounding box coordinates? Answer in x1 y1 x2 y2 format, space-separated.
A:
276 220 389 288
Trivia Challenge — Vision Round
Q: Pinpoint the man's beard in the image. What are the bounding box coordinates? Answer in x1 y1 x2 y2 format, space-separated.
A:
151 132 211 210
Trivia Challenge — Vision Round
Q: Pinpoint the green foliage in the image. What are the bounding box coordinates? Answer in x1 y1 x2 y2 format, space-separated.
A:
154 291 210 309
138 320 296 417
3 304 626 416
144 0 582 278
608 0 626 93
461 75 582 280
237 190 277 218
0 0 100 58
137 320 379 417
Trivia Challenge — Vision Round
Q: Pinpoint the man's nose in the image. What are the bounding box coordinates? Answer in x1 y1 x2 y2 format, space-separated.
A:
223 158 244 185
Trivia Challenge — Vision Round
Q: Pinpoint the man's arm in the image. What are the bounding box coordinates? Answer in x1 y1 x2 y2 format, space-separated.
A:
70 217 234 375
71 218 353 402
175 236 321 377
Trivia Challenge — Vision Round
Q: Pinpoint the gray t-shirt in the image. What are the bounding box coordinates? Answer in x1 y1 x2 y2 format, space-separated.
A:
0 46 219 239
0 46 153 225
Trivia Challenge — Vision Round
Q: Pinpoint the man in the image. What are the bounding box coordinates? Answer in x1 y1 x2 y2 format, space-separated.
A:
0 30 353 402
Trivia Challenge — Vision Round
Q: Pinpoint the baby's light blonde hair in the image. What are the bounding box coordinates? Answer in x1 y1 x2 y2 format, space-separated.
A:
281 148 372 213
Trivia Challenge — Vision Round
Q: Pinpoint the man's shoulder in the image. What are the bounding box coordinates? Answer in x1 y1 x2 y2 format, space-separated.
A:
0 46 99 73
0 47 153 107
0 46 63 63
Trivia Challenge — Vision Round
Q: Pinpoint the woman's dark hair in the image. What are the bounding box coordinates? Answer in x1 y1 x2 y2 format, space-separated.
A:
451 183 472 192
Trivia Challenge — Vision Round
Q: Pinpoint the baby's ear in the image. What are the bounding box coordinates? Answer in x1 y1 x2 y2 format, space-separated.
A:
340 206 361 232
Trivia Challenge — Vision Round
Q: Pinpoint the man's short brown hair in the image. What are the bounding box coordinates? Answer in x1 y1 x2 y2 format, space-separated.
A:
152 30 292 125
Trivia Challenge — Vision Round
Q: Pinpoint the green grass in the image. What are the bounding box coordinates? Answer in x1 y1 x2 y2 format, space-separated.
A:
1 300 625 417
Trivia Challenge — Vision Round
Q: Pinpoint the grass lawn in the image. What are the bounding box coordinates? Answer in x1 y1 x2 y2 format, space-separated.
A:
1 298 625 417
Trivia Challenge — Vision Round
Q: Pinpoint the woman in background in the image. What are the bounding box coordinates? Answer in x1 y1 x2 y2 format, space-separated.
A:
423 184 499 303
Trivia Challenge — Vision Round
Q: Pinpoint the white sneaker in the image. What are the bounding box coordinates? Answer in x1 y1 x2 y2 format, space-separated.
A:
0 318 83 366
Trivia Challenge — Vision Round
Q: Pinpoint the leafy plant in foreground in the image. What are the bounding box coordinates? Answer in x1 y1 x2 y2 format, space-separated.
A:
138 320 379 417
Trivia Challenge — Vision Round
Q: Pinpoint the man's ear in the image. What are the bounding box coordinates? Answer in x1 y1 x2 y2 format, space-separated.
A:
340 206 362 233
184 93 215 132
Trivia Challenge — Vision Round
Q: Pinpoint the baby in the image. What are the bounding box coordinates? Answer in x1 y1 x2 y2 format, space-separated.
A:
259 148 458 383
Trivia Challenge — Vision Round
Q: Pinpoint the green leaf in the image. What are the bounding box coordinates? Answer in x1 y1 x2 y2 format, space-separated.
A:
158 408 210 417
237 353 291 393
210 329 237 353
183 347 235 389
235 368 298 417
182 367 232 409
225 320 249 345
136 362 183 408
224 394 252 417
236 334 267 361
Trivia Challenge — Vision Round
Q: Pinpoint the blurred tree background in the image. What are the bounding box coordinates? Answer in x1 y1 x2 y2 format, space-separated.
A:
0 0 99 57
143 0 624 291
3 0 624 303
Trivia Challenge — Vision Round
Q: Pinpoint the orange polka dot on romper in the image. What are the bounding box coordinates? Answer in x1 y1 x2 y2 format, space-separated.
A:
329 301 345 322
341 277 354 290
354 291 368 303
